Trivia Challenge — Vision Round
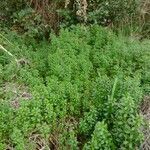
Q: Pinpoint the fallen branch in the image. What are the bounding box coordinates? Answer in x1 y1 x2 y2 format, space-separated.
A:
0 44 18 64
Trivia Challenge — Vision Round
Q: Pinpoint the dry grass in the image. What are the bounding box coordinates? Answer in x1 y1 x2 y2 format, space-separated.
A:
29 0 88 30
76 0 88 22
139 0 150 23
29 0 63 33
138 0 150 37
3 82 32 109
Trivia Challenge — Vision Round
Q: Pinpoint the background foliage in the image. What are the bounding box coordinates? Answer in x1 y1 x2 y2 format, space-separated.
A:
1 0 150 38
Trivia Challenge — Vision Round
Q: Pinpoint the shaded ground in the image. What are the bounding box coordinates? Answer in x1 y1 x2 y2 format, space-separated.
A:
140 96 150 150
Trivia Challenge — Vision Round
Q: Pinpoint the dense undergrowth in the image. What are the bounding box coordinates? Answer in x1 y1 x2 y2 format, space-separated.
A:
1 0 150 39
0 25 150 149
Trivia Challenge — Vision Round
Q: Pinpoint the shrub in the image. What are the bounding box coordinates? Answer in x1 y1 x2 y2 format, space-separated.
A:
112 95 143 149
83 121 115 150
87 0 139 25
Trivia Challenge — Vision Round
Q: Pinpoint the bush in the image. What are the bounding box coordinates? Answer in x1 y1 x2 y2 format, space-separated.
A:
87 0 139 25
83 121 115 150
112 95 143 149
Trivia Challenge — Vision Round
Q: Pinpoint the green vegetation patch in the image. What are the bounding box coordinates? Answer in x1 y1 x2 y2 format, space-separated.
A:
0 25 150 149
